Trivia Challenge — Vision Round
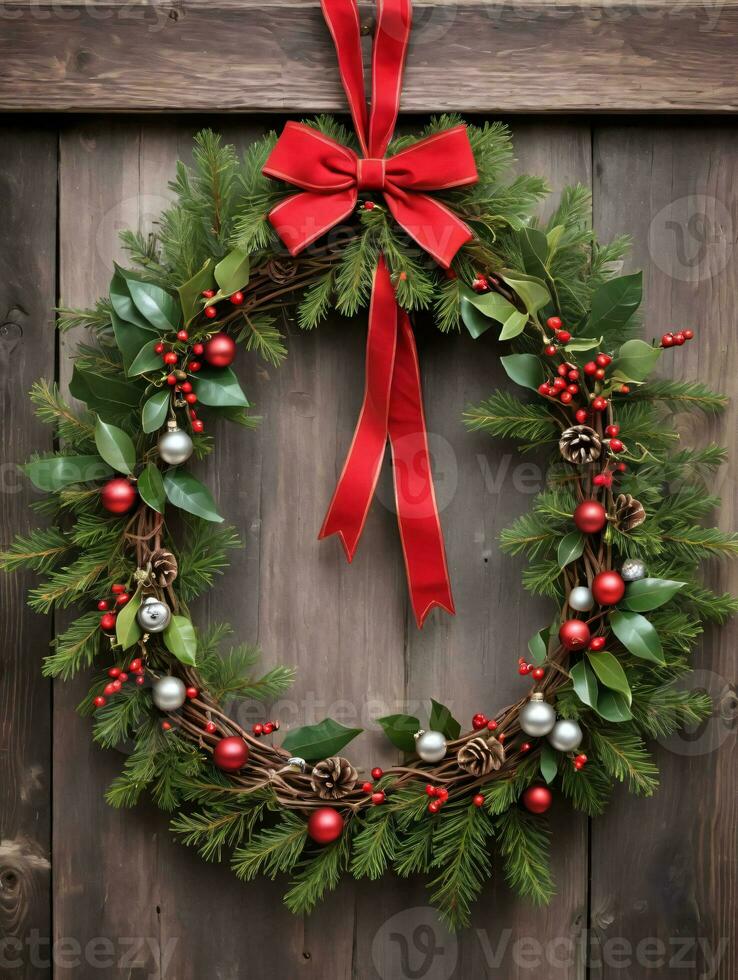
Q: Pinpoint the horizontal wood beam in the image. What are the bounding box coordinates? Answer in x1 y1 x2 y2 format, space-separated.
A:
1 1 737 113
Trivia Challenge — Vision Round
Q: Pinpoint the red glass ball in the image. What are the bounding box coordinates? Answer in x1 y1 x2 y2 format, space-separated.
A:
213 736 249 772
100 478 137 515
307 807 344 845
203 333 236 368
522 785 553 814
592 570 625 606
559 619 591 651
573 500 607 534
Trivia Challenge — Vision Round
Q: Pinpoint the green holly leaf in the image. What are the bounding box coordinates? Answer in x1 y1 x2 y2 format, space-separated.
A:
460 287 518 339
609 610 665 664
94 419 136 475
110 271 155 333
163 614 197 666
498 310 528 341
23 454 112 492
621 578 685 612
115 586 142 650
570 658 599 709
178 259 215 324
500 353 545 391
517 227 549 281
128 339 164 377
121 273 180 333
585 650 632 704
142 389 171 434
194 367 250 408
138 462 166 514
499 270 550 317
563 336 603 353
376 714 420 753
557 531 585 568
527 628 549 666
163 469 223 523
595 690 633 723
589 272 642 335
429 699 461 740
214 247 250 296
281 718 362 762
540 742 559 784
611 338 662 384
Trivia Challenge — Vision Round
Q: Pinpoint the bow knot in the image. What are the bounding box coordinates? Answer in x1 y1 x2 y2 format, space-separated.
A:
356 157 387 190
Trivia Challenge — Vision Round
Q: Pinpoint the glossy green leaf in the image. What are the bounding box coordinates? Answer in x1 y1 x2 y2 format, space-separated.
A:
70 365 143 414
376 714 420 753
498 310 528 341
595 690 633 723
499 270 550 317
109 271 155 333
460 297 494 339
460 287 518 339
281 718 362 762
546 225 565 253
500 353 545 391
115 586 142 651
138 462 166 514
558 531 585 568
517 227 549 281
609 610 665 663
163 614 197 666
622 578 685 612
110 309 157 374
570 658 599 709
540 742 559 784
563 336 603 353
125 278 180 333
128 339 164 377
589 272 642 335
585 651 632 703
178 259 215 324
142 389 171 434
429 699 461 741
94 419 136 475
527 628 549 666
23 454 112 492
214 247 250 295
611 338 662 384
194 367 250 408
163 469 223 523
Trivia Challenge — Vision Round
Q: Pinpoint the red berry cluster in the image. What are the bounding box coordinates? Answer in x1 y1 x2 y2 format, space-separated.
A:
158 330 206 434
425 783 450 813
542 315 574 357
251 719 280 737
471 712 501 732
471 271 501 293
93 656 146 708
538 361 581 405
661 329 694 348
97 583 131 633
517 658 545 681
201 287 245 321
361 767 386 805
573 753 588 771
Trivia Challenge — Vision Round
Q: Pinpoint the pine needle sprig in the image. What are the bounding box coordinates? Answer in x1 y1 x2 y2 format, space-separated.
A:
494 808 555 906
232 813 308 880
427 802 494 929
0 527 70 574
283 831 352 916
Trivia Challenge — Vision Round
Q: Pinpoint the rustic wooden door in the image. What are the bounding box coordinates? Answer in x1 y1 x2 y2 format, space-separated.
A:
1 4 736 978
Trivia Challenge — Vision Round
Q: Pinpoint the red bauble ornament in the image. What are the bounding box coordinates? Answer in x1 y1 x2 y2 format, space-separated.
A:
522 785 553 814
203 333 236 368
213 736 249 772
559 619 591 651
307 807 344 845
573 500 607 535
101 478 137 515
592 570 625 606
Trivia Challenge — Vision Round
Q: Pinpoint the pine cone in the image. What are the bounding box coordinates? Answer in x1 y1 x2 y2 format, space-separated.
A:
263 257 298 285
310 756 358 800
559 425 602 465
149 548 178 587
614 493 647 531
456 736 506 777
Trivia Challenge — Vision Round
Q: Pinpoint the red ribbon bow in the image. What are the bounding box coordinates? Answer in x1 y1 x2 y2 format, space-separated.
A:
263 0 478 627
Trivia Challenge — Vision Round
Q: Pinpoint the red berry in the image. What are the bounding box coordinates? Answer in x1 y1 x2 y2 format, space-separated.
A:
108 667 121 678
185 686 198 700
593 473 612 487
371 791 386 805
538 383 551 396
616 461 628 472
100 613 116 632
116 593 130 606
154 342 164 354
363 201 376 210
204 306 217 319
574 760 584 770
596 353 611 368
620 384 630 394
163 351 178 365
111 679 122 692
531 667 545 681
177 330 189 341
546 316 563 330
577 754 588 765
135 675 145 687
103 682 116 696
683 329 694 340
560 391 573 404
673 332 686 346
567 384 579 395
487 720 498 731
592 397 608 412
205 721 217 734
556 330 571 343
425 785 437 797
520 742 531 753
119 672 128 682
472 793 485 808
371 767 383 780
263 722 274 735
471 276 488 293
129 658 142 671
97 599 109 611
609 438 624 453
185 393 198 405
437 788 449 802
588 636 607 651
472 716 488 731
428 800 441 814
191 420 205 433
192 342 204 356
111 584 125 595
252 723 263 735
553 377 567 391
188 361 201 372
161 721 172 731
595 367 606 380
518 664 530 675
202 289 216 299
166 373 177 386
557 364 569 378
180 381 193 394
229 291 245 306
498 732 506 743
605 424 620 437
362 781 373 793
93 695 107 708
584 361 597 375
568 369 580 381
575 409 588 423
544 344 557 357
398 271 408 282
661 333 675 347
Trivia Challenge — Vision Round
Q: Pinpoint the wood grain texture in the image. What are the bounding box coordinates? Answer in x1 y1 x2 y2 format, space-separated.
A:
1 2 738 113
0 125 55 978
591 122 738 980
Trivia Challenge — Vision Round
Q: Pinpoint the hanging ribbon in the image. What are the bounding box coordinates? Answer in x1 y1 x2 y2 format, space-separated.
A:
263 0 478 627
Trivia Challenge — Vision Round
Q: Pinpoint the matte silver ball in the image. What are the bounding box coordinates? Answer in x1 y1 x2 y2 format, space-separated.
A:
621 558 647 582
415 729 447 763
158 425 194 466
152 675 187 711
568 586 594 612
547 718 583 753
136 596 171 633
519 696 556 737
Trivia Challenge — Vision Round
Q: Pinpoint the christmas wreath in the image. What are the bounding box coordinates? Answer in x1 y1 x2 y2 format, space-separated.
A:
3 0 737 931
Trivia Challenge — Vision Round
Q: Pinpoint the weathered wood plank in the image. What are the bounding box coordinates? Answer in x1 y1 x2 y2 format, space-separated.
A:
0 124 55 978
1 2 737 113
591 123 738 980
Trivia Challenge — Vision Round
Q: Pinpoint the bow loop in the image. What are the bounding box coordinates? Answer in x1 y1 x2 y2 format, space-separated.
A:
356 158 387 191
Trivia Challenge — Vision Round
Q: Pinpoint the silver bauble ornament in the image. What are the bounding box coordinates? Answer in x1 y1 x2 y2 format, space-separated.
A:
414 729 447 763
519 692 556 737
547 718 583 752
158 420 194 466
287 757 307 773
136 596 171 633
621 557 647 582
568 586 594 612
152 675 187 711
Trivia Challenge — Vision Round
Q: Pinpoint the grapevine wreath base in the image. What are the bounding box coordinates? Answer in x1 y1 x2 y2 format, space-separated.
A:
3 117 737 928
